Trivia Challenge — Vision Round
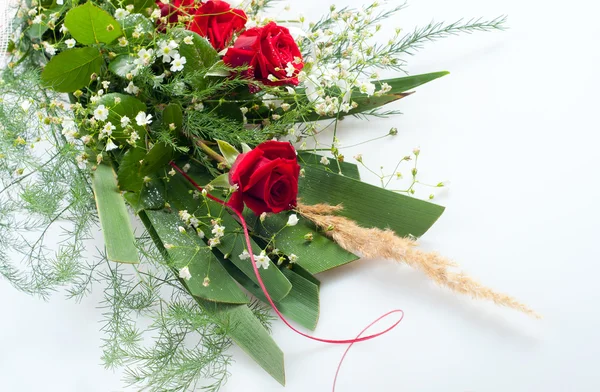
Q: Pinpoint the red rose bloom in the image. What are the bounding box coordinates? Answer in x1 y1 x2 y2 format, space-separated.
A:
223 22 304 86
188 1 247 51
228 141 300 215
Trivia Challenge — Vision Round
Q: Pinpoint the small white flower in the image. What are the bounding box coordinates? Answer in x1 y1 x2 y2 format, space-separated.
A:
114 8 129 20
20 100 32 112
197 229 205 238
128 131 140 145
189 217 200 228
255 251 270 269
102 80 111 89
288 253 298 263
320 156 330 166
179 266 192 280
158 40 179 63
105 138 118 151
65 38 76 48
208 237 221 248
285 62 296 77
239 249 250 260
151 8 161 19
59 24 68 34
211 224 225 238
32 15 43 24
169 168 177 176
100 122 115 138
120 116 131 127
179 210 192 222
118 36 128 47
44 43 56 56
170 54 186 72
164 243 174 249
135 111 153 126
93 105 109 121
183 35 194 45
124 82 139 95
178 226 186 233
359 81 376 96
136 48 155 67
286 214 299 226
75 153 88 169
81 135 92 145
183 163 191 173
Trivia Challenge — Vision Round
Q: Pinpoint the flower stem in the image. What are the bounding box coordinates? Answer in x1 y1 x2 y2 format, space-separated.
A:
196 139 226 164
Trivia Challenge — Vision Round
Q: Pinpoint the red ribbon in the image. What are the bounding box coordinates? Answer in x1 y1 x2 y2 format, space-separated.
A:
169 161 404 390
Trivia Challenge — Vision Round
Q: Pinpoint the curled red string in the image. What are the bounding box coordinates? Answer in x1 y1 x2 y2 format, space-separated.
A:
169 161 404 390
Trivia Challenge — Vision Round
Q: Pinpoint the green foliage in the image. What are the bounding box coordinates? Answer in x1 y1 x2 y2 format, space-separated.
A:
64 2 123 45
174 30 220 89
96 93 147 140
41 47 102 92
108 55 138 79
92 163 140 264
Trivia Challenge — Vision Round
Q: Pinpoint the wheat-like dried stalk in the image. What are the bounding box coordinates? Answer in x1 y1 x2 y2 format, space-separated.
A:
296 202 540 318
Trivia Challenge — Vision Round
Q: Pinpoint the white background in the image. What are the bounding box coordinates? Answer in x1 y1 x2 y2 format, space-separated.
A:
2 0 600 391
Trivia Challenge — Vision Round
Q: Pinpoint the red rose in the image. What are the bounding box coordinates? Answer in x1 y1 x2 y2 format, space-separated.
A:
223 22 304 86
188 1 247 51
228 141 300 215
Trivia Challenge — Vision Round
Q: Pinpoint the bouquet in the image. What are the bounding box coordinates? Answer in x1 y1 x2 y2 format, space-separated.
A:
0 0 537 390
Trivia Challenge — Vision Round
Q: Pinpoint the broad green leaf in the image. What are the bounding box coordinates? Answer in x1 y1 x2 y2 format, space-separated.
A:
298 151 361 180
145 209 249 304
96 93 146 141
138 210 285 384
174 30 219 88
167 173 293 302
197 299 286 385
64 2 123 45
121 13 154 40
224 262 320 331
299 165 445 238
108 54 137 78
209 173 231 189
41 47 102 92
117 143 176 192
92 164 139 264
162 103 183 132
244 211 359 275
216 139 239 167
123 180 167 213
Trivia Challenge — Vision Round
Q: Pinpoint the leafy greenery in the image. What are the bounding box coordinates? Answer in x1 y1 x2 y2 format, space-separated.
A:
41 47 103 92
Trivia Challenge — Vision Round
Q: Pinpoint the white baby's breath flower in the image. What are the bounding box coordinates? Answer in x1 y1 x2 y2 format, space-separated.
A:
239 249 250 260
359 80 376 96
128 131 140 145
118 36 128 47
136 48 155 67
114 8 129 19
151 8 161 19
183 35 194 45
93 105 109 121
80 135 92 145
65 38 76 48
286 214 299 226
170 54 186 72
211 224 225 238
124 82 139 95
208 237 220 248
158 40 179 63
285 62 296 77
120 116 131 127
288 253 298 263
135 111 153 126
320 156 330 166
179 266 192 280
105 138 118 151
178 226 186 233
255 251 270 269
183 163 191 173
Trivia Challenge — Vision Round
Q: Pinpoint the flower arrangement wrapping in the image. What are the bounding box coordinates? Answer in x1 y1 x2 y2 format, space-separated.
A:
0 0 538 390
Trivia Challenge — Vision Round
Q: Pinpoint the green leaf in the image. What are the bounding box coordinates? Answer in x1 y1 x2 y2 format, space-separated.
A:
298 151 361 180
108 54 137 78
41 47 102 92
96 93 147 141
121 13 154 40
244 211 359 274
167 173 293 302
220 260 320 330
197 299 286 385
92 164 139 264
64 2 123 45
241 143 252 153
209 173 231 189
162 103 183 132
174 30 219 88
307 71 449 120
123 0 156 13
145 209 249 304
299 165 445 238
123 180 167 213
216 139 239 167
117 143 176 192
138 209 285 385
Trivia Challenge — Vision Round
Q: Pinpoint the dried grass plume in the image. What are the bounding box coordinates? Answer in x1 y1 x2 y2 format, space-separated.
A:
296 202 540 318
